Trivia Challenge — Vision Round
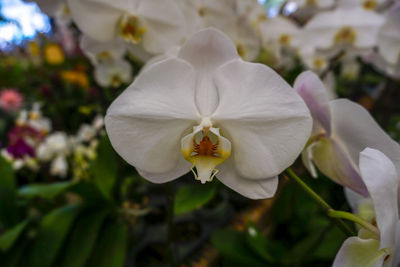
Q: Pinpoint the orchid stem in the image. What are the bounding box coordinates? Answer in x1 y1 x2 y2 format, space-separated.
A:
166 182 177 267
328 210 380 237
284 168 355 236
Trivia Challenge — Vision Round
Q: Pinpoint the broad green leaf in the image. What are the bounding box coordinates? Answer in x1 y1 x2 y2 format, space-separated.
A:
0 157 18 228
174 181 217 215
18 181 74 200
90 135 117 200
211 229 266 267
86 221 128 267
25 204 81 267
60 208 109 267
0 220 29 252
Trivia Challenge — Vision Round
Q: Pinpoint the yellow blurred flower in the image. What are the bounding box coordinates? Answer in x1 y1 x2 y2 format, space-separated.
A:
61 70 89 89
44 43 65 65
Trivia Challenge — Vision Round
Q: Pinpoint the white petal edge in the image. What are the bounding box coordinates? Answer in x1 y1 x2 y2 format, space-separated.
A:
359 148 399 251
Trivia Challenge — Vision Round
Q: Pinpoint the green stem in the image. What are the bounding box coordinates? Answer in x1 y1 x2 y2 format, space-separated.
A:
284 168 355 236
328 210 380 237
166 182 176 267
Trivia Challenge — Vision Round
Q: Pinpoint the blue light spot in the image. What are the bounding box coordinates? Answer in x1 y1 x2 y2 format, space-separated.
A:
0 0 51 49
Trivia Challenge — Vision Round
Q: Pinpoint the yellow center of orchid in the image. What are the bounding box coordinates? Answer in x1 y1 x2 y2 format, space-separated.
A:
334 26 357 45
363 0 377 10
306 0 317 6
97 51 112 62
181 119 231 184
198 7 205 17
110 75 122 87
236 44 246 58
312 58 326 70
119 15 147 44
279 34 291 46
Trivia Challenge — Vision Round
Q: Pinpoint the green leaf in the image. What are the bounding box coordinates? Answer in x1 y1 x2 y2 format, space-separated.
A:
90 135 117 200
246 224 285 262
0 156 18 228
60 208 110 267
25 204 81 267
0 220 29 252
174 181 217 215
18 181 74 200
86 221 128 267
211 229 266 267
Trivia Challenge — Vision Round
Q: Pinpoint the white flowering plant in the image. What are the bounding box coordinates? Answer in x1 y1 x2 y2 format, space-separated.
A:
0 0 400 266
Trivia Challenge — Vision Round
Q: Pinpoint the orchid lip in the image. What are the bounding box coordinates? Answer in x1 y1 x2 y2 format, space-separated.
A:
181 118 231 184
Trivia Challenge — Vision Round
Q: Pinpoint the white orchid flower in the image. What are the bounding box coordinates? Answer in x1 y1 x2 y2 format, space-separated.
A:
37 132 71 178
294 71 400 196
298 46 330 74
67 0 185 54
302 4 384 55
80 35 127 66
37 132 70 160
333 148 400 267
94 59 132 88
105 28 312 199
220 17 261 61
259 16 300 51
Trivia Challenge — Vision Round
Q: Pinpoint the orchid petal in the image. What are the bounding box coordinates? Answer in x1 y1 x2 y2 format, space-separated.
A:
217 159 279 199
138 0 185 54
294 71 332 135
312 138 368 195
105 59 199 176
330 99 400 177
359 148 399 251
301 144 318 178
178 28 239 116
378 4 400 65
333 237 387 267
137 156 191 183
212 60 312 179
67 0 123 42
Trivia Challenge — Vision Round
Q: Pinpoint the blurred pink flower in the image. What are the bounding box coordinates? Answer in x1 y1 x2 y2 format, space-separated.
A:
0 89 23 112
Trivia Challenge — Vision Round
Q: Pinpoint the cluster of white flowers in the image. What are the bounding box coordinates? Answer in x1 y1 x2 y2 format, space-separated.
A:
1 103 104 179
33 0 400 85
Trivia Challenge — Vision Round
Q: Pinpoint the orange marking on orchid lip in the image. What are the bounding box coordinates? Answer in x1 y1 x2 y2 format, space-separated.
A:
193 136 219 157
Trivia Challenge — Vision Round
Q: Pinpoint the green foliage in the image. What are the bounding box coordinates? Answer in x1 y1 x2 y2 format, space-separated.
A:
89 135 118 200
60 208 110 267
211 229 267 267
18 181 75 200
0 220 29 252
174 181 217 215
0 157 18 228
86 220 128 267
25 204 81 267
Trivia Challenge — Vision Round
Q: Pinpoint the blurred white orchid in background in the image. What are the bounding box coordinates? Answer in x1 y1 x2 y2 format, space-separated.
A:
37 132 71 177
67 0 185 54
94 59 132 88
302 2 384 56
294 71 400 196
105 28 312 199
80 35 127 66
370 3 400 79
333 148 400 267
